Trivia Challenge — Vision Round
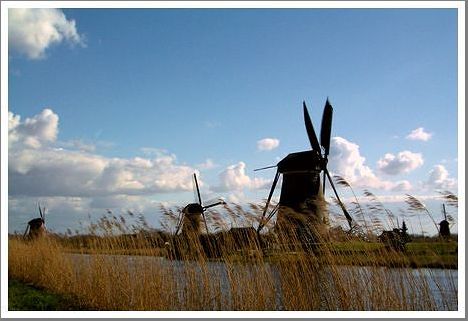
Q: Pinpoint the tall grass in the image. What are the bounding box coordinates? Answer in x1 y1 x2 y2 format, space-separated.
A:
8 203 458 311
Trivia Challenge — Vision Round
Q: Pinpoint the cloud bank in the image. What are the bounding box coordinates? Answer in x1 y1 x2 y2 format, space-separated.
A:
9 109 200 197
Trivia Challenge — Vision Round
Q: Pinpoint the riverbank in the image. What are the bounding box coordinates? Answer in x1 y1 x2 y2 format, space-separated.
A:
8 279 85 311
62 240 458 269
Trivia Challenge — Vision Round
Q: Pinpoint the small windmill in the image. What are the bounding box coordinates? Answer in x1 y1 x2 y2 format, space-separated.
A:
439 204 450 239
174 173 225 235
257 99 353 240
23 203 47 240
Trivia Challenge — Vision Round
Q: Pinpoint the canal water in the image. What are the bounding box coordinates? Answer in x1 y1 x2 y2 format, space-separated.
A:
68 254 458 310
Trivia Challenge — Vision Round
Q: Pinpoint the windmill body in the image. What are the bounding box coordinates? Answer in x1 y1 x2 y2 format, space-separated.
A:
24 204 47 240
181 203 204 235
276 151 327 230
27 218 46 238
277 150 323 209
439 204 451 239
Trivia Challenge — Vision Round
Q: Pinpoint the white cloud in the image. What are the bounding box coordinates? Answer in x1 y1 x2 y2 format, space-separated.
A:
213 162 270 192
328 137 412 191
425 164 457 190
329 137 386 189
9 8 84 59
257 138 280 151
197 158 217 170
9 109 200 197
377 151 424 175
391 180 413 192
406 127 432 141
9 109 59 148
59 139 96 152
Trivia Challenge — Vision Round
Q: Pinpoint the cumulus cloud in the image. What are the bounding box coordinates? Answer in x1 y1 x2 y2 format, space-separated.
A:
213 162 270 192
328 137 412 191
406 127 432 141
377 151 424 175
328 137 386 189
9 109 200 197
425 165 457 190
257 138 280 151
9 109 59 148
9 8 84 59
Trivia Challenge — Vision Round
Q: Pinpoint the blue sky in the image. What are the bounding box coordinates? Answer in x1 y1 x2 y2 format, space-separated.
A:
7 8 459 235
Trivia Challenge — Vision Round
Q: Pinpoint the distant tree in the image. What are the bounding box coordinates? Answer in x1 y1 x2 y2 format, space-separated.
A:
401 221 408 235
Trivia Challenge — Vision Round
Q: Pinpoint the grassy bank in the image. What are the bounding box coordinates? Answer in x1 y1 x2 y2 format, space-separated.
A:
8 279 83 311
58 239 457 269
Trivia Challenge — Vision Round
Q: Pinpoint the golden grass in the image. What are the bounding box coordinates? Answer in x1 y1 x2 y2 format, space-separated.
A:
8 224 458 311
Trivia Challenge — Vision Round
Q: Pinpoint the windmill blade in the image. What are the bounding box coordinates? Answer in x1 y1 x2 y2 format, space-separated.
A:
201 212 210 234
202 201 226 211
174 212 184 235
322 172 327 196
42 207 46 223
325 169 353 229
263 203 280 227
193 173 202 206
253 165 277 172
320 99 333 157
38 203 43 220
320 99 333 195
303 101 322 154
23 224 30 239
257 170 281 233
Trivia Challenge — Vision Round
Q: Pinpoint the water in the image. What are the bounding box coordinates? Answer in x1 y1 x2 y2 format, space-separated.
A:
68 253 458 310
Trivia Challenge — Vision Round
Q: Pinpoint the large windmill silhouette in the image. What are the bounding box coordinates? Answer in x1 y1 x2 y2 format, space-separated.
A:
257 99 353 242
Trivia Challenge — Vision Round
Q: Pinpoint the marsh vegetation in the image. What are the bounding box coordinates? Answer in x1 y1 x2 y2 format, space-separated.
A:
8 193 458 311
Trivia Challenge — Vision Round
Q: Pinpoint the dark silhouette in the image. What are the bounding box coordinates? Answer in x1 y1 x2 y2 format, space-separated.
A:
174 173 225 236
169 173 225 259
439 204 451 239
23 204 47 240
378 220 411 252
256 99 353 244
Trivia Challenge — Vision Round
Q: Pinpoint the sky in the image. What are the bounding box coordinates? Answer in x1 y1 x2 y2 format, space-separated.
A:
6 7 460 236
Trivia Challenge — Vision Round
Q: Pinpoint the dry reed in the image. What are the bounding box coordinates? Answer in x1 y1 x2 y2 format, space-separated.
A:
8 201 458 311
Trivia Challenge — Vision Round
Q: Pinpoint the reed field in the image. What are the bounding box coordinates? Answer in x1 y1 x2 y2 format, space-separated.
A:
8 199 458 311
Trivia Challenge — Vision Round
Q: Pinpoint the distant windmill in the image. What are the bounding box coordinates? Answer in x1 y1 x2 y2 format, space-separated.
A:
23 203 47 240
174 173 225 235
439 204 450 239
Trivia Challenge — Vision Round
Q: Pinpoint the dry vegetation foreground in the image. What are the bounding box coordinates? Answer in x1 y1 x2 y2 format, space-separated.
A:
8 236 458 311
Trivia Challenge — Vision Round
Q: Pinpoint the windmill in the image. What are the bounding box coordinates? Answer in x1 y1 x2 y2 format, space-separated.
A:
23 203 47 240
439 204 450 239
174 173 226 236
256 99 353 242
